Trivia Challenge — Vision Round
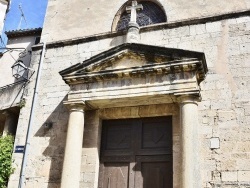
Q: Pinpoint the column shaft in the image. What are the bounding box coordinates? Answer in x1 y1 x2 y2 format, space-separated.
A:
179 96 200 188
61 105 85 188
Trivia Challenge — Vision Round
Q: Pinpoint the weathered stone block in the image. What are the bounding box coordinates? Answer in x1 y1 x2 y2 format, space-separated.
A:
81 173 95 183
238 171 250 181
237 142 250 152
221 171 237 181
206 22 222 33
81 164 96 173
212 171 221 181
201 126 213 138
237 159 250 171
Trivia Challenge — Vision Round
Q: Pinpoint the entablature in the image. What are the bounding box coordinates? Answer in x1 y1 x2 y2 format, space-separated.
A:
60 43 207 108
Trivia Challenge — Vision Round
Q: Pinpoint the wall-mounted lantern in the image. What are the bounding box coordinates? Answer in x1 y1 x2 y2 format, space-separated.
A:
11 60 34 80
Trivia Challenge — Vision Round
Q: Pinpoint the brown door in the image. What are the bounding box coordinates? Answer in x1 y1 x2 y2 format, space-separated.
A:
98 117 173 188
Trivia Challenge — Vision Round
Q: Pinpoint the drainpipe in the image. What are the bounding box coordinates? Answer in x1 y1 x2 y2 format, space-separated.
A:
18 42 46 188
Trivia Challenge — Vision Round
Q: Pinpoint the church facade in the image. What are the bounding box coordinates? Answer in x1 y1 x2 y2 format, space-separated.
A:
7 0 250 188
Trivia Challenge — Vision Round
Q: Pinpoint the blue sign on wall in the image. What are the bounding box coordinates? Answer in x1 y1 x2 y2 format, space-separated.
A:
15 146 25 153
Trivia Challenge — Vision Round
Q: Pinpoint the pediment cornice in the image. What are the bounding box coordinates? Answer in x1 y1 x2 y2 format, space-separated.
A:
60 43 208 85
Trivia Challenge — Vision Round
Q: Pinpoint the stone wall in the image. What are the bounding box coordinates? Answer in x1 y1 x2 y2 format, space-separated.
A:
8 15 250 188
0 81 25 110
140 16 250 187
41 0 250 42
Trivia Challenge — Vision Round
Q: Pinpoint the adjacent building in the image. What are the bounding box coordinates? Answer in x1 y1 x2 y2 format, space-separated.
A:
0 0 10 34
0 28 41 142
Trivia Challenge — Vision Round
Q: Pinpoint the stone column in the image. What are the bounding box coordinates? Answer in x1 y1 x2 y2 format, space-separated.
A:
178 95 201 188
61 101 85 188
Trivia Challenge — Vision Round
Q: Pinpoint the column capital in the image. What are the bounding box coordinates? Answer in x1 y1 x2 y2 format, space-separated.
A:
177 95 201 104
63 99 86 112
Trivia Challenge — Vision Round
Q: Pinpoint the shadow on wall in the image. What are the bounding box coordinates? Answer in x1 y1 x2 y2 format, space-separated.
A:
110 35 126 47
34 98 101 187
34 97 68 188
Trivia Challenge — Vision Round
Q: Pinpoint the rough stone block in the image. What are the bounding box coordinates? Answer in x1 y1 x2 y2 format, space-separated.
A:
82 173 95 183
81 164 96 173
81 155 87 165
237 159 250 171
199 100 211 110
211 100 232 110
212 171 221 181
206 22 222 33
220 141 237 153
236 16 250 23
201 126 213 138
238 171 250 181
240 42 250 53
7 180 19 188
231 153 248 159
237 142 250 152
221 171 237 181
190 25 196 35
79 181 94 188
218 110 236 122
86 156 97 165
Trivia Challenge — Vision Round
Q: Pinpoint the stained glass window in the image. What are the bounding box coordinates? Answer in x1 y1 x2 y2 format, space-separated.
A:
116 1 166 31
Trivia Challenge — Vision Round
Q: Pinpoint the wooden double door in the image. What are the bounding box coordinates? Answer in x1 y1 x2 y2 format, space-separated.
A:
98 117 173 188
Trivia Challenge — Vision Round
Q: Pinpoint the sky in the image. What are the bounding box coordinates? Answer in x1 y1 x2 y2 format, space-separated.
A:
1 0 48 44
5 0 48 31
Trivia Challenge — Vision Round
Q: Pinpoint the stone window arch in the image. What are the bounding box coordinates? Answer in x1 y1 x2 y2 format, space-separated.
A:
112 0 167 31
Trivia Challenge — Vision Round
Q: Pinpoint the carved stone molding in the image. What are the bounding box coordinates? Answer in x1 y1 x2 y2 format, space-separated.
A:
60 43 207 86
63 100 86 112
64 58 204 85
60 43 208 109
177 95 201 104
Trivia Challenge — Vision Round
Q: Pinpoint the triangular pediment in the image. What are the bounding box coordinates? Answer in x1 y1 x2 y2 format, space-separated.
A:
60 43 207 85
89 55 153 72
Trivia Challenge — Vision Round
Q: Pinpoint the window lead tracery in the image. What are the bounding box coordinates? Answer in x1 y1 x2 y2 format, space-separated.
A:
116 1 166 31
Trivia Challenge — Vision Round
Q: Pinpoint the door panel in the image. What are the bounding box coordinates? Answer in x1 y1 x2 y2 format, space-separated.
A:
99 117 173 188
135 155 173 188
101 120 135 156
141 162 172 188
106 124 132 150
137 118 172 155
100 163 129 188
142 122 171 149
